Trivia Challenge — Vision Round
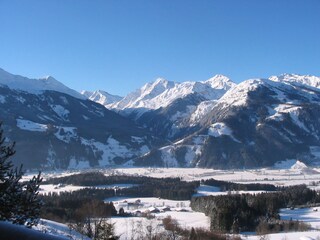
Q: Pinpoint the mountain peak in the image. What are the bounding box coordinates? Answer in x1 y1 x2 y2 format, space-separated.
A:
154 77 168 84
41 75 56 81
269 73 320 88
80 90 93 98
81 90 122 105
203 74 236 90
148 77 174 89
140 78 175 97
0 68 85 99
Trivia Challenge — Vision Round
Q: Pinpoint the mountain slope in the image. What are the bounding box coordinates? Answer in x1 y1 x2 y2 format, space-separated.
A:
269 73 320 88
81 90 122 105
0 69 161 169
0 85 158 169
107 75 235 141
0 68 84 99
107 78 175 112
107 75 235 115
134 77 320 168
2 67 320 170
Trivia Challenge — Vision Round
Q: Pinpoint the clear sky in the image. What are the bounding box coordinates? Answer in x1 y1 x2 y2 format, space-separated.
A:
0 0 319 96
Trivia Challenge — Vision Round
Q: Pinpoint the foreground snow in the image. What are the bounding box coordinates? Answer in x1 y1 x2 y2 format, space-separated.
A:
33 219 90 240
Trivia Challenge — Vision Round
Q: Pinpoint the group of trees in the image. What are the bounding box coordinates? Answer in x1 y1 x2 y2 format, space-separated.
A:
40 192 117 223
45 172 200 200
191 184 318 233
202 178 277 191
161 215 241 240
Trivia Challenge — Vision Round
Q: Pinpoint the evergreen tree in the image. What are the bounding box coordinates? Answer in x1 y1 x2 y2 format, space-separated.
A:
0 125 42 227
189 227 197 240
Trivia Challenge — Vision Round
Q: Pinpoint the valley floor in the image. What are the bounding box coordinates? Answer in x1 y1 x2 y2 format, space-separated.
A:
26 161 320 239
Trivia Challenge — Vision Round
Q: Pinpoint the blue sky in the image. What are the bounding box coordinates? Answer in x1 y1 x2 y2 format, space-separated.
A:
0 0 319 96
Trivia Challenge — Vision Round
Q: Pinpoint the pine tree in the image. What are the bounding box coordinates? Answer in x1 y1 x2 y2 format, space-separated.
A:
0 125 42 227
189 227 197 240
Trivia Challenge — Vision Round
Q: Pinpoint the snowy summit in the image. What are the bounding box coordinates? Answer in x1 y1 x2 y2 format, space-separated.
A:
107 75 235 113
0 68 85 99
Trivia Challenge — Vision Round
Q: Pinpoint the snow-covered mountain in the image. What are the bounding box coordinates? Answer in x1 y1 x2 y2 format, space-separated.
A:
0 68 163 169
269 73 320 88
107 75 235 115
0 68 84 99
81 90 122 105
2 67 320 170
107 78 175 111
134 76 320 168
0 85 158 169
104 75 235 141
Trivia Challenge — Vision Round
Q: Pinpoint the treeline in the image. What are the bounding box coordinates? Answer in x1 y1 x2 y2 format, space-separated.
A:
45 171 185 186
201 178 277 191
44 172 143 186
117 180 199 200
43 172 200 200
191 184 318 233
40 189 117 222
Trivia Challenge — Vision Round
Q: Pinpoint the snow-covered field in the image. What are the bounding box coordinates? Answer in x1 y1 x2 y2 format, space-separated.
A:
24 161 320 239
105 197 210 240
194 184 269 197
24 159 320 186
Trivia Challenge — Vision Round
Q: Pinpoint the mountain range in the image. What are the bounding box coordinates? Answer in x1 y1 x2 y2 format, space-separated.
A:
1 67 320 169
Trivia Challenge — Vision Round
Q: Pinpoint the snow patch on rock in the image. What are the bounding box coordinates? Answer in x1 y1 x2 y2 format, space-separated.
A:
218 79 261 108
50 104 70 120
54 127 77 143
0 95 5 103
16 119 48 132
159 146 178 167
189 100 216 125
131 136 145 144
80 136 134 167
208 123 232 138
